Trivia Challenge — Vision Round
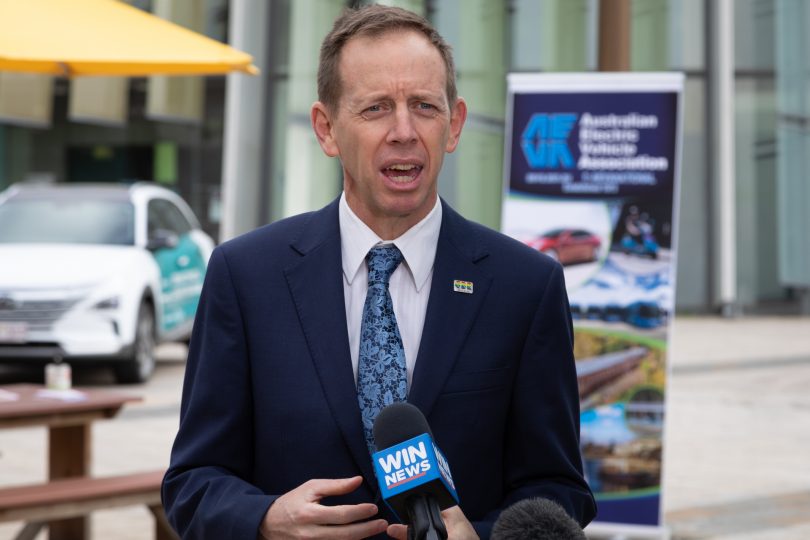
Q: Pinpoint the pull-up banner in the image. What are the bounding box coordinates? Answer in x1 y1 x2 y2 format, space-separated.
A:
502 73 683 535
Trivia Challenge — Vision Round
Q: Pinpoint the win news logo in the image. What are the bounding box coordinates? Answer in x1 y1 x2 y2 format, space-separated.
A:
520 113 578 169
377 440 432 488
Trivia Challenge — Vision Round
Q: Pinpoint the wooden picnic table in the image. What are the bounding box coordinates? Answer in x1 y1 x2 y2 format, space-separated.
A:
0 383 141 540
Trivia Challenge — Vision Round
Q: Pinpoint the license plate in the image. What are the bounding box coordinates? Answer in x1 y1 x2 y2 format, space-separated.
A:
0 322 28 343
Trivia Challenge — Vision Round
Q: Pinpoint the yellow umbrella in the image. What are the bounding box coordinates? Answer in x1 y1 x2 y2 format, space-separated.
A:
0 0 258 77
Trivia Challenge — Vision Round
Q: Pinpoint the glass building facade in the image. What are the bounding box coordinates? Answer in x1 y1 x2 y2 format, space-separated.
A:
2 0 808 315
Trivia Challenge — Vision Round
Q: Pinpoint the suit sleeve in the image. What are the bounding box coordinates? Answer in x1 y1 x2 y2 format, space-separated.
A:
473 262 596 537
162 247 275 539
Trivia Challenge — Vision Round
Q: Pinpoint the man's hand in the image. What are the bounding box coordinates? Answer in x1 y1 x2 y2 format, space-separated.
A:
386 505 478 540
259 476 388 539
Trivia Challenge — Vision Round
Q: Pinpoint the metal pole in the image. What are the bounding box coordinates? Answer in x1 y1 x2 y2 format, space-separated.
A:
598 0 631 71
220 0 269 241
709 0 737 316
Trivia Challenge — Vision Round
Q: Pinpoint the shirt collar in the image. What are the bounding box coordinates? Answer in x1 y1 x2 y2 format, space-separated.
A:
339 192 441 292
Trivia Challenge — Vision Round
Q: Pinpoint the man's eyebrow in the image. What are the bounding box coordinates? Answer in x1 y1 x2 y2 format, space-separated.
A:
410 92 443 102
345 91 445 108
347 93 390 106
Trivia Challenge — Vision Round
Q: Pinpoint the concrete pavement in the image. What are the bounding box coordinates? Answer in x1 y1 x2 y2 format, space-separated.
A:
0 317 808 539
662 317 810 539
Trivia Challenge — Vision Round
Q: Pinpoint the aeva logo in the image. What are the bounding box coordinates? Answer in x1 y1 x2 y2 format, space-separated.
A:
377 441 432 488
521 113 578 169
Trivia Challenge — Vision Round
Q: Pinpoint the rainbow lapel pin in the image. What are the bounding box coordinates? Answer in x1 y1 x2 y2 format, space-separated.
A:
453 280 473 294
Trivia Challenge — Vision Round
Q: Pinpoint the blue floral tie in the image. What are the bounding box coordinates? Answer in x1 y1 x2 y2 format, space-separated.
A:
357 245 408 453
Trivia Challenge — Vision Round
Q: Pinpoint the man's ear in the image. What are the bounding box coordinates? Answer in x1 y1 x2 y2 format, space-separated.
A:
311 102 340 157
445 97 467 153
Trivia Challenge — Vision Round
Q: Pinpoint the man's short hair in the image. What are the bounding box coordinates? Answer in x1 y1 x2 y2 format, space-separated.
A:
317 4 458 112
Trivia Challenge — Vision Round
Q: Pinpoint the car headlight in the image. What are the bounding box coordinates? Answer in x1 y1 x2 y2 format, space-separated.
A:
92 296 120 310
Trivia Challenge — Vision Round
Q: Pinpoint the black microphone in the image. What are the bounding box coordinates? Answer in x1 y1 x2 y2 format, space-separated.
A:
491 498 586 540
372 403 458 540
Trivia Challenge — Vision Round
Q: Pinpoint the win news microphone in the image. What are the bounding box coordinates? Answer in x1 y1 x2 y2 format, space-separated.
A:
372 403 459 540
491 498 586 540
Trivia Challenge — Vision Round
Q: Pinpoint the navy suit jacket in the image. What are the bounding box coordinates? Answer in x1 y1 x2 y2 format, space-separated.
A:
163 199 596 539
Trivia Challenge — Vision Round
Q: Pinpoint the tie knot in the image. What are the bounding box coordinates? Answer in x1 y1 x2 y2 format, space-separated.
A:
366 245 403 285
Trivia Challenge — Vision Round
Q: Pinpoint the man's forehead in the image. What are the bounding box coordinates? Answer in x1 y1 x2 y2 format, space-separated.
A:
337 30 446 91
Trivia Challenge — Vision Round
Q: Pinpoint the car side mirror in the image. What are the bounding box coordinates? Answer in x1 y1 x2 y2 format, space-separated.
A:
147 229 179 251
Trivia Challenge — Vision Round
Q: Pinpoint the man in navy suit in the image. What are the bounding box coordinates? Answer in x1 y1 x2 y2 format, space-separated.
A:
163 5 595 539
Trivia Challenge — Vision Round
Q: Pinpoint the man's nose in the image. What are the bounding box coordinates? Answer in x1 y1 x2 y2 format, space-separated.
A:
387 108 417 144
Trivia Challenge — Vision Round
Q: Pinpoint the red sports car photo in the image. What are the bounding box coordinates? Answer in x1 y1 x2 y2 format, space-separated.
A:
525 228 602 266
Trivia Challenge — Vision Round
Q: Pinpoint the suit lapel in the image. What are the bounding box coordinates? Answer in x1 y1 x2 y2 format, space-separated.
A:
408 202 491 418
283 201 377 488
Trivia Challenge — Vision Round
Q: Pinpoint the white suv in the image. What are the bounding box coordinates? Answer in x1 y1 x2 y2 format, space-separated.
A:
0 182 215 383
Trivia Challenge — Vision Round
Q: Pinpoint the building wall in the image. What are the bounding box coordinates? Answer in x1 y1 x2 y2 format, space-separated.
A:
381 0 791 313
776 0 810 302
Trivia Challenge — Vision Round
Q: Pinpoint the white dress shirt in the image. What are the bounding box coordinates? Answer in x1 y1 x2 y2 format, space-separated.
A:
339 192 441 388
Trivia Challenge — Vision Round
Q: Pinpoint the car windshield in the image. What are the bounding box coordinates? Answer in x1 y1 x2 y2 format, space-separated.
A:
0 197 135 245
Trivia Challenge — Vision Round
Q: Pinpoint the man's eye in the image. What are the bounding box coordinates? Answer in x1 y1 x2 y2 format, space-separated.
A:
365 104 389 114
360 104 386 119
418 102 434 110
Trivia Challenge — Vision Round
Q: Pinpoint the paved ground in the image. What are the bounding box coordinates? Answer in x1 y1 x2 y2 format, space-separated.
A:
0 316 808 539
661 316 810 540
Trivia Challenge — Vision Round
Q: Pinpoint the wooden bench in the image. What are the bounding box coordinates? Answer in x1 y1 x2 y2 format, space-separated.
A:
0 470 178 540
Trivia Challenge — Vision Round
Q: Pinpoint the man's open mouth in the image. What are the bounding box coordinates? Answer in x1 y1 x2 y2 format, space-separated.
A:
382 164 423 183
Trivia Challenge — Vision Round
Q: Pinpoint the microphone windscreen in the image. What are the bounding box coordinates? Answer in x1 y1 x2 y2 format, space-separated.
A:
491 498 586 540
372 402 433 450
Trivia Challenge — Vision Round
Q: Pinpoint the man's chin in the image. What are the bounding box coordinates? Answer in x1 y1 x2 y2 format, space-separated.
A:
380 194 436 220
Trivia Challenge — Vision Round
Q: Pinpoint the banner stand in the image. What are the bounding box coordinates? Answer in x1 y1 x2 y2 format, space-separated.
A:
501 72 684 534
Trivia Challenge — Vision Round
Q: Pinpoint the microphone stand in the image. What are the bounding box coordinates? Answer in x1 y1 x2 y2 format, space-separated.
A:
406 494 448 540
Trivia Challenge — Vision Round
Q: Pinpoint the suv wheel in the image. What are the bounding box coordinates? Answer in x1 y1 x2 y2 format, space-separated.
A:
115 301 156 384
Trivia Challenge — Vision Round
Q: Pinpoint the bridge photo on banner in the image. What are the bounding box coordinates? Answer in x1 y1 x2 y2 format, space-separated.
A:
502 72 684 537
